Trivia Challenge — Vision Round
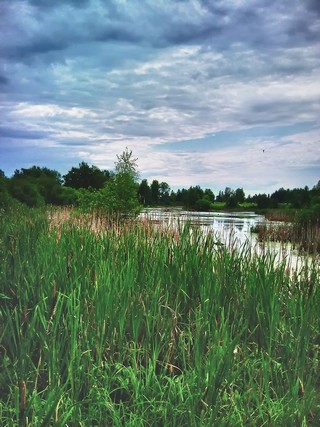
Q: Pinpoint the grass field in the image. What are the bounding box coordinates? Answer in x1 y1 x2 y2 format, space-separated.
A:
0 208 319 426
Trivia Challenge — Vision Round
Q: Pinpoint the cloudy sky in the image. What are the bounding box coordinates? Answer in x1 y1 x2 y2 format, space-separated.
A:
1 0 319 195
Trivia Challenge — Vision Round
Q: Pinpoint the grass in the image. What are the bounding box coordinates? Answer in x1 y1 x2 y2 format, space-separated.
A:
0 207 319 425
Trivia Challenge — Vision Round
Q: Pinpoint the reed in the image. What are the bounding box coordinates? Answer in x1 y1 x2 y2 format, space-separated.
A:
252 220 320 255
0 208 319 425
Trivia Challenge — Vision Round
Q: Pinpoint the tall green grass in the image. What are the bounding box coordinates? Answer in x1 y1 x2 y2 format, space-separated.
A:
0 208 319 425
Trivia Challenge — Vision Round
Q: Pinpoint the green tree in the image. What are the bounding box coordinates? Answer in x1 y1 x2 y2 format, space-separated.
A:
12 166 67 205
184 186 204 210
0 176 16 209
104 148 140 216
9 179 44 207
252 193 270 209
159 182 170 205
270 187 288 207
234 188 245 204
150 180 160 205
204 188 215 203
63 162 110 189
195 197 212 211
138 179 152 205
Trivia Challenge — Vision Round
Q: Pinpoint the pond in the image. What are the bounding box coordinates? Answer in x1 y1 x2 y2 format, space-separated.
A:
139 207 264 244
139 207 318 273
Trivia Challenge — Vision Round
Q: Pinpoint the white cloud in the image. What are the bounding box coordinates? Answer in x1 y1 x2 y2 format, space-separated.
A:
1 0 319 191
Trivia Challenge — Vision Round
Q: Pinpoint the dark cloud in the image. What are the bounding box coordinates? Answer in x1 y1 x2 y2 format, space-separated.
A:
198 0 229 17
244 99 318 126
11 38 69 60
0 75 9 85
287 16 320 43
0 127 48 140
164 17 224 45
306 0 320 14
94 26 141 43
55 140 96 147
28 0 91 9
1 0 318 65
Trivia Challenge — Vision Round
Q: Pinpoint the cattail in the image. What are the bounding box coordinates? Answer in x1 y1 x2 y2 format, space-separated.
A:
20 380 26 411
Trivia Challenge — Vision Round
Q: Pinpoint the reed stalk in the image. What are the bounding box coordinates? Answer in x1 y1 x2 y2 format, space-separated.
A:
0 208 319 425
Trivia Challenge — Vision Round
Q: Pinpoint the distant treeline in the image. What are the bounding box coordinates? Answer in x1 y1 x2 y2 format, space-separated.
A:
1 162 320 215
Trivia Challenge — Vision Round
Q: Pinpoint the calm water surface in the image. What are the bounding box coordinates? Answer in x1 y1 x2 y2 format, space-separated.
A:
139 208 318 273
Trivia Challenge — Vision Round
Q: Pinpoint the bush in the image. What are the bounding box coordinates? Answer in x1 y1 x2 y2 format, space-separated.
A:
195 198 212 211
8 179 45 207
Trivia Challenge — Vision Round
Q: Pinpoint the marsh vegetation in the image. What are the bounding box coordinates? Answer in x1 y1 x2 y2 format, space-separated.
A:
0 207 319 425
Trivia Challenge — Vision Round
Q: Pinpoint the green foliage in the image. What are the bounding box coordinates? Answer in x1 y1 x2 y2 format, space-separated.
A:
138 179 152 205
63 162 110 189
182 185 204 209
8 166 71 207
150 179 160 205
0 177 17 210
215 187 244 208
195 197 212 211
112 148 140 215
58 186 79 205
139 179 171 206
9 178 45 207
0 210 319 424
77 149 140 216
13 166 62 184
1 161 319 215
295 204 320 225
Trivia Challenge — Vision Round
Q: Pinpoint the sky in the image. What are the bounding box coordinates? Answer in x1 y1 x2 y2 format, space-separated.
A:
0 0 320 195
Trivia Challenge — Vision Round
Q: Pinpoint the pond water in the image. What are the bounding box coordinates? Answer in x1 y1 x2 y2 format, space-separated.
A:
139 208 265 245
139 208 318 273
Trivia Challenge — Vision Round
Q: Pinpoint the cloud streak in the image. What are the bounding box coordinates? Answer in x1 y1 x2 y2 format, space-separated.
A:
1 0 319 194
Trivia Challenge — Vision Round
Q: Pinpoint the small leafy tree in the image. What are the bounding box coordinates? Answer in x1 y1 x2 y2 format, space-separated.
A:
109 148 140 215
78 149 141 216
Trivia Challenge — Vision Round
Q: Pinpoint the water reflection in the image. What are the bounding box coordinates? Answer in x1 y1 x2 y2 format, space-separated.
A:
139 208 318 273
139 207 265 246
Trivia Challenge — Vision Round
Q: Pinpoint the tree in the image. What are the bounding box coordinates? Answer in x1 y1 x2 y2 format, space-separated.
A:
105 148 140 215
234 188 245 205
63 162 110 189
204 188 215 203
184 186 204 209
9 179 44 207
270 187 288 207
253 193 270 209
159 182 170 205
138 179 152 205
13 166 62 184
0 175 16 209
150 180 160 205
8 166 65 206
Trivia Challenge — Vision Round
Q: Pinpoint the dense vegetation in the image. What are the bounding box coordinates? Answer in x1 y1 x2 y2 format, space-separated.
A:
1 155 319 214
0 150 140 217
0 209 319 425
1 152 319 424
